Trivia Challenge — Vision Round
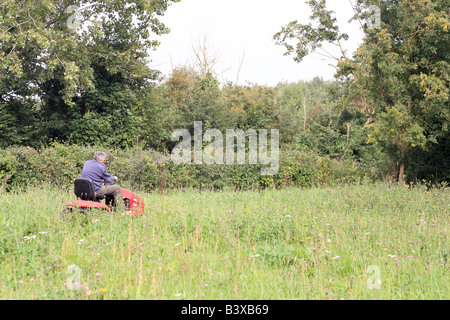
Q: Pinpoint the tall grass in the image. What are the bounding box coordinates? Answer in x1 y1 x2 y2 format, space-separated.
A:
0 183 448 299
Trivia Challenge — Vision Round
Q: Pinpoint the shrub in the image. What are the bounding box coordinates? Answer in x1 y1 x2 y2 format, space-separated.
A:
0 143 382 192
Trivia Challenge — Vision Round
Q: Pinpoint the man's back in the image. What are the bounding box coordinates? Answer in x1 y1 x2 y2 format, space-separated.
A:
81 159 114 192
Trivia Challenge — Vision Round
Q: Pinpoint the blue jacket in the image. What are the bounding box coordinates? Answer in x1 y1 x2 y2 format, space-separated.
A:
81 159 115 192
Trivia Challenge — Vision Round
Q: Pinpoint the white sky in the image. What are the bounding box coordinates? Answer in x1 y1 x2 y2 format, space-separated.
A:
149 0 365 86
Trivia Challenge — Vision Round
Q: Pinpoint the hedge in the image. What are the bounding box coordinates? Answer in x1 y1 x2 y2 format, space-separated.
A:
0 143 379 192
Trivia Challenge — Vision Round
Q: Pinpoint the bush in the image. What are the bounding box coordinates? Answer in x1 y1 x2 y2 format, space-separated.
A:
0 149 16 187
0 143 382 192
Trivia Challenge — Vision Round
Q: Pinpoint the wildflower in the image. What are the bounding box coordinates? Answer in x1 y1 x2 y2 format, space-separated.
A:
332 256 340 260
95 273 102 277
100 288 107 293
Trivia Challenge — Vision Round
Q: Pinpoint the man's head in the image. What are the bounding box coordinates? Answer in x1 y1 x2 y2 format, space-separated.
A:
94 151 107 164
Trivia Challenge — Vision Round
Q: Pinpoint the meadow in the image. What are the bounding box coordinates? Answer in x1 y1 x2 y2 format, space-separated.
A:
0 182 448 300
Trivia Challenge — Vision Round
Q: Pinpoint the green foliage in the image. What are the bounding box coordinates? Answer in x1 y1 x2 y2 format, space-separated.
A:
274 0 450 183
273 0 349 62
0 0 179 147
0 149 15 186
0 143 382 192
1 0 448 187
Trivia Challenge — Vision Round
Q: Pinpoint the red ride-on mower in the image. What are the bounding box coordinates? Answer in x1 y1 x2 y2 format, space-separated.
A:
61 177 144 219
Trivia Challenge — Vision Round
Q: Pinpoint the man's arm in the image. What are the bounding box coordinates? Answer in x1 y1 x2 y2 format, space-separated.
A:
100 164 116 184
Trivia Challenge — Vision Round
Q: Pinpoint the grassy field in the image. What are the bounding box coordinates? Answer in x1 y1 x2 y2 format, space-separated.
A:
0 183 448 300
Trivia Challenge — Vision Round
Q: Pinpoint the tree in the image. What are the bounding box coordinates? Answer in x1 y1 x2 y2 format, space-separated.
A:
0 0 179 147
274 0 450 183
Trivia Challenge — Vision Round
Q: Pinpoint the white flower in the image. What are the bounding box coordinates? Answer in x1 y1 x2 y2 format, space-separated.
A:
388 254 396 258
250 254 260 258
332 256 340 260
174 293 182 296
175 243 180 246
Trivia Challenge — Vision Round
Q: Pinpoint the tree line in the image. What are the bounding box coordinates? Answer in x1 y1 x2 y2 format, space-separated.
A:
1 0 448 186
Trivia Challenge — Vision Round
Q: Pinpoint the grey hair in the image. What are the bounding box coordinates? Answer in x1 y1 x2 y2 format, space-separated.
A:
94 151 107 161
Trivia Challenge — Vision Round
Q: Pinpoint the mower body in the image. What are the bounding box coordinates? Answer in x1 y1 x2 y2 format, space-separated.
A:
64 177 144 216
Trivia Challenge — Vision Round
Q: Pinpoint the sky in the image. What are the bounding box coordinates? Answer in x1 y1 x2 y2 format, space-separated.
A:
149 0 366 87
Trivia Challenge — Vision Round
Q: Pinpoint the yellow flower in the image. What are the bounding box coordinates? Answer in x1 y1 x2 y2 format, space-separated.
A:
101 288 107 293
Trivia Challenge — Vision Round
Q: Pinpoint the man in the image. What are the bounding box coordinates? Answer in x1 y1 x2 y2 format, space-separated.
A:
81 151 128 213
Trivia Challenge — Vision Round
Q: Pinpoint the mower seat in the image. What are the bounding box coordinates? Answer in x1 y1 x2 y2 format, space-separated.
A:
74 177 105 201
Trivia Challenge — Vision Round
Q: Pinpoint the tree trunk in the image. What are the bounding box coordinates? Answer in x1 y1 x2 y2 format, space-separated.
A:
398 162 405 183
